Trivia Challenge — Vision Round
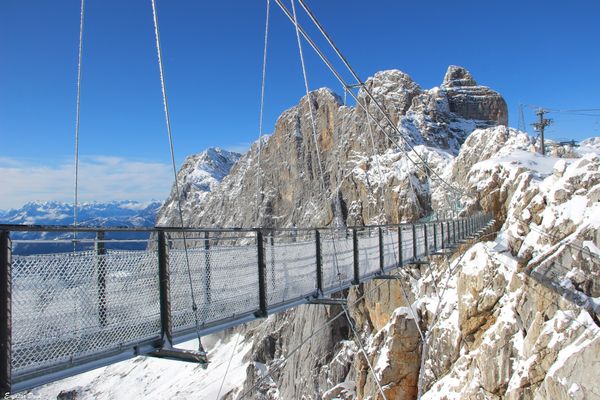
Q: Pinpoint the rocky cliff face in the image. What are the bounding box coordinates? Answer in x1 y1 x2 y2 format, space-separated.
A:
159 66 506 230
25 65 600 400
417 129 600 399
156 147 240 226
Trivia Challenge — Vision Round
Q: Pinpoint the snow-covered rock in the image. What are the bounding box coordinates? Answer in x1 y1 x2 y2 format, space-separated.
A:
156 147 241 226
22 65 600 400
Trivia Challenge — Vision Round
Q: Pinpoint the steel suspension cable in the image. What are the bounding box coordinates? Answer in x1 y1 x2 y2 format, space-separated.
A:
289 6 387 397
150 0 204 352
255 0 271 224
290 0 327 197
291 0 351 299
342 305 389 399
239 271 398 399
296 0 462 196
273 0 463 198
215 333 241 400
73 0 85 243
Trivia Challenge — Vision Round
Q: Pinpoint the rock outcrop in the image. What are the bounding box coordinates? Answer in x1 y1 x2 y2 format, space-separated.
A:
441 65 508 126
159 66 506 230
27 66 600 400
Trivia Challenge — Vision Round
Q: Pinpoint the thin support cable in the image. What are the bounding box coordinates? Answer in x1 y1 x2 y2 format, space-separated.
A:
151 0 204 351
393 272 425 342
290 0 345 291
296 0 454 192
364 100 387 225
273 0 463 197
255 0 271 224
215 333 241 400
290 0 327 196
342 305 389 400
239 272 397 399
73 0 85 246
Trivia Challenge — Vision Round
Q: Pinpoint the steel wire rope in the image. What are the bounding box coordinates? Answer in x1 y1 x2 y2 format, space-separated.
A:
295 0 464 198
288 6 387 395
238 269 400 399
512 216 600 263
215 332 242 400
73 0 85 249
479 242 600 335
274 0 465 227
255 0 271 224
151 0 205 353
289 0 347 299
216 2 271 397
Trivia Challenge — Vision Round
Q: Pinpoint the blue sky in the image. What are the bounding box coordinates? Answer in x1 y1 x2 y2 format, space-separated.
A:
1 0 599 208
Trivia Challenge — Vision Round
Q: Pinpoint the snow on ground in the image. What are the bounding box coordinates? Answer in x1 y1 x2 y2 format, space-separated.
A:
13 335 251 400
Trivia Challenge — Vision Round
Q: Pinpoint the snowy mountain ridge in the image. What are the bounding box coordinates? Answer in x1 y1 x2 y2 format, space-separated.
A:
13 66 600 400
156 147 241 225
0 200 162 227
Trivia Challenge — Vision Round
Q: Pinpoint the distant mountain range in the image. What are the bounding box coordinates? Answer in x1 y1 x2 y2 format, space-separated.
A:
0 200 162 255
1 147 241 254
0 200 162 227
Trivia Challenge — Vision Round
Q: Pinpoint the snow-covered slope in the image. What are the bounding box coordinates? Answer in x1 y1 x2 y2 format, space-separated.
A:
156 147 241 226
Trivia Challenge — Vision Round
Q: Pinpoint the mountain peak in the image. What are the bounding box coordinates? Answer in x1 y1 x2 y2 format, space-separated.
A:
442 65 477 87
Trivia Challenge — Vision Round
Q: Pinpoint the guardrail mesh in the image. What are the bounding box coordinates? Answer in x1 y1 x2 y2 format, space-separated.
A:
321 230 354 291
11 249 161 376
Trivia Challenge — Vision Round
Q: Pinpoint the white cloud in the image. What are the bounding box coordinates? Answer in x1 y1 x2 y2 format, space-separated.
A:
0 156 173 209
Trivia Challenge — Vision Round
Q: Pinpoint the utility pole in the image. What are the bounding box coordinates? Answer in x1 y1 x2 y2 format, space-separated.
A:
532 108 552 155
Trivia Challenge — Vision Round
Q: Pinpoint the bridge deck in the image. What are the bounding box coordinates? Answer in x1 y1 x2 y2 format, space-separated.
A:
0 214 492 394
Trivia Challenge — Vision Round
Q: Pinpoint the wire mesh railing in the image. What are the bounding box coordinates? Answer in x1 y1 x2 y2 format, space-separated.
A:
0 213 493 394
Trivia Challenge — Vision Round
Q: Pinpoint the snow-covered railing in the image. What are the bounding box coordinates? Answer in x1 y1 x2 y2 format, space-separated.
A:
0 213 493 394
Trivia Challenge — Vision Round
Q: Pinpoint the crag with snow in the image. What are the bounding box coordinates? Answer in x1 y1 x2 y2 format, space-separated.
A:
19 66 599 400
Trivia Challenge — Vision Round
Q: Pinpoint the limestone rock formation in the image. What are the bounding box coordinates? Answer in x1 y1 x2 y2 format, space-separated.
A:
159 66 505 230
441 65 508 126
28 67 600 400
156 147 240 226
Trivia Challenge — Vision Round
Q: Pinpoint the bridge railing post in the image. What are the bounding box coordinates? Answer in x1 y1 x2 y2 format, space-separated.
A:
255 230 268 317
352 229 360 284
315 230 323 295
452 220 457 244
412 224 417 261
397 226 402 267
157 231 173 345
96 231 108 328
433 223 438 252
378 227 384 273
440 222 445 249
424 224 429 256
204 231 211 305
1 230 12 396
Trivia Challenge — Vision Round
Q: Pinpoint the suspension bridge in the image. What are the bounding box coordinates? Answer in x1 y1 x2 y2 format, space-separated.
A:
0 214 493 394
1 0 499 396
